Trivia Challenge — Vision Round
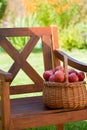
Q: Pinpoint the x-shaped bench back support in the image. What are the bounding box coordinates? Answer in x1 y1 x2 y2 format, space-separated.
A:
0 26 59 94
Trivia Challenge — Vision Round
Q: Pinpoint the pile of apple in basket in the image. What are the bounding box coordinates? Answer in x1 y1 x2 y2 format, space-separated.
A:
43 66 85 83
43 57 87 109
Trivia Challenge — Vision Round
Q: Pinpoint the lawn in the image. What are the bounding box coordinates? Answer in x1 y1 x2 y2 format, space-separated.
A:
0 48 87 130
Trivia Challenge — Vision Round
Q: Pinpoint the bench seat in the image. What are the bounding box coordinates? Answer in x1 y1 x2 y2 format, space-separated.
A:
1 95 87 129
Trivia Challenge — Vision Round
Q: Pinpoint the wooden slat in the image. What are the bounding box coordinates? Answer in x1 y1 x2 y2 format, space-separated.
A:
11 107 87 129
9 35 40 81
0 27 51 37
42 35 53 71
51 25 59 50
51 26 60 68
10 84 43 95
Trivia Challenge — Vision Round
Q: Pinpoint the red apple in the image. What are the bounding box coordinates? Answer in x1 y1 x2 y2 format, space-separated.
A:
68 68 78 75
68 73 79 82
77 71 85 81
49 74 55 82
54 70 65 82
43 70 53 81
54 66 64 73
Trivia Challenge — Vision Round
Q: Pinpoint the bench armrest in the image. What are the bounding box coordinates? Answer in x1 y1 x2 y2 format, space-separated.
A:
0 69 12 82
54 49 87 72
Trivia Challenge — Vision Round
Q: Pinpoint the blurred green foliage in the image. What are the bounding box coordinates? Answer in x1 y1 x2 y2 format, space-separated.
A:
59 24 87 50
0 0 8 19
35 1 79 28
0 0 87 51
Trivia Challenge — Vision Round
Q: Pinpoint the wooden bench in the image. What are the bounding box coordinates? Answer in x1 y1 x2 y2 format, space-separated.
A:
0 26 87 130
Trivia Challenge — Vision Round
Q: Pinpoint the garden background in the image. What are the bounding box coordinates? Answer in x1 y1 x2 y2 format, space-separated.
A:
0 0 87 130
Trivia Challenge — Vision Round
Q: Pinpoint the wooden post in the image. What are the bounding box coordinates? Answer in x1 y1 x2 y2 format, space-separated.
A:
0 120 2 130
0 74 11 130
56 124 64 130
0 75 3 130
51 25 60 68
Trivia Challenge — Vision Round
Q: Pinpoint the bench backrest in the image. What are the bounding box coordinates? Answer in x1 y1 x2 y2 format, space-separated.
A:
0 26 59 95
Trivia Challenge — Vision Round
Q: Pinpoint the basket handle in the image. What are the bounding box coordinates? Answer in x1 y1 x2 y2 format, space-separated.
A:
63 55 68 83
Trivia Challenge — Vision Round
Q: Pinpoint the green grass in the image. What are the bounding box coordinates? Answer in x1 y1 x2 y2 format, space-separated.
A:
25 121 87 130
0 48 87 130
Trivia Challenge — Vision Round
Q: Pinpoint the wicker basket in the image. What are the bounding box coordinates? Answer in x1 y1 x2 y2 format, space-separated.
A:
43 56 87 109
